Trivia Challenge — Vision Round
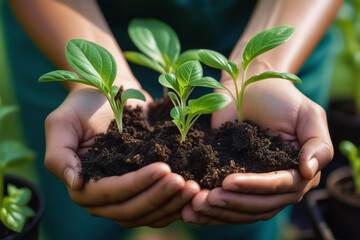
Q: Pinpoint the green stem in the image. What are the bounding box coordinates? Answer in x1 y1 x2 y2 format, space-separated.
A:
180 99 187 142
237 68 247 121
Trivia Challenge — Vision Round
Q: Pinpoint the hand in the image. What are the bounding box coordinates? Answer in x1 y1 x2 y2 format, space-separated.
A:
182 79 332 224
44 88 200 227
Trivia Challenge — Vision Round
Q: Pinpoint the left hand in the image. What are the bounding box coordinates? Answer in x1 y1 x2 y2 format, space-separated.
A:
182 79 333 224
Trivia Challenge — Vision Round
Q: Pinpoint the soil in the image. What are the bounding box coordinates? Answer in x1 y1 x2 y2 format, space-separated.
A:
333 176 360 204
80 96 299 189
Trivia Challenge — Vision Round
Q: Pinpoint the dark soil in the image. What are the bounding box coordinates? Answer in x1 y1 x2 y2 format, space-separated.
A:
334 176 360 204
80 97 299 189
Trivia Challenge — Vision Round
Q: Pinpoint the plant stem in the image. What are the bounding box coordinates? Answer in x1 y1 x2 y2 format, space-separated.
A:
237 68 247 121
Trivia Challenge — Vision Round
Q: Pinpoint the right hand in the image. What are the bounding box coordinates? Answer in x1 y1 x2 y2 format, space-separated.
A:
44 88 200 227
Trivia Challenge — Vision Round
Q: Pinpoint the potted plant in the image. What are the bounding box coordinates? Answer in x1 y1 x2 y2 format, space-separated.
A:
0 100 45 240
307 140 360 240
38 19 302 189
328 0 360 163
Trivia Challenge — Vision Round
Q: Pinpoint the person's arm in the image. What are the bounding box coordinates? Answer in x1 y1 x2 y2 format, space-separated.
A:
10 0 140 91
183 0 342 225
10 0 200 227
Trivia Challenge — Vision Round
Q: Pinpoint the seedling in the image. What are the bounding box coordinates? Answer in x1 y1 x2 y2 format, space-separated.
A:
124 18 200 94
339 140 360 193
196 26 302 120
159 60 231 142
0 100 36 232
38 39 146 133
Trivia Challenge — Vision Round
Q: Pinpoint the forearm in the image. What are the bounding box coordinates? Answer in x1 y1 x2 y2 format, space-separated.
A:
10 0 140 91
230 0 343 75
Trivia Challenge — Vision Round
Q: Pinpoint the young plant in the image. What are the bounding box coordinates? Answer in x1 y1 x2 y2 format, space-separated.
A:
38 39 146 133
339 140 360 193
159 60 231 142
195 26 302 120
0 101 36 233
124 18 200 94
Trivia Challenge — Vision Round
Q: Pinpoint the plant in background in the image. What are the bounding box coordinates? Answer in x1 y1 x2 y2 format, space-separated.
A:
159 60 231 142
0 100 36 232
339 140 360 193
124 18 200 94
38 39 146 133
196 26 302 120
336 0 360 114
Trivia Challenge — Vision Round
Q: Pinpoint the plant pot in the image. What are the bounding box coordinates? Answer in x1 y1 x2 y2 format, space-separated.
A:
1 175 45 240
307 166 360 240
328 99 360 163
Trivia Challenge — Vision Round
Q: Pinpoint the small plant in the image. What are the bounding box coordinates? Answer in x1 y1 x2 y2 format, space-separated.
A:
339 140 360 193
0 100 36 232
196 26 302 120
158 60 231 142
124 18 200 94
38 39 146 133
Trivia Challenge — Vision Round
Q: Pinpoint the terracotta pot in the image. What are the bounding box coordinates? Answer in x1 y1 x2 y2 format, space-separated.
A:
1 175 45 240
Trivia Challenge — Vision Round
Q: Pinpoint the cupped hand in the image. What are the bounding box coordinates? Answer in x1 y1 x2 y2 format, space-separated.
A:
44 87 200 227
182 78 332 225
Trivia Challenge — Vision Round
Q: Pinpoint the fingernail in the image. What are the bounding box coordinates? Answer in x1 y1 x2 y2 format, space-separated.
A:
227 184 240 191
213 200 226 207
309 158 319 178
64 168 75 189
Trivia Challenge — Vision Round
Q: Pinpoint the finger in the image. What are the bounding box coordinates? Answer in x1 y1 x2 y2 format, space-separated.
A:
121 180 199 226
222 169 307 194
44 110 84 190
182 204 235 225
69 162 171 206
297 102 333 180
299 138 333 180
205 188 301 214
85 173 185 220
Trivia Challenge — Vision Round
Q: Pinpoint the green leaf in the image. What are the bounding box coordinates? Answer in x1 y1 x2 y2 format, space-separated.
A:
158 73 179 92
110 86 120 99
38 70 95 87
128 18 180 67
7 185 32 206
170 106 189 120
173 49 200 70
189 93 231 115
0 140 35 169
244 71 302 88
0 105 18 122
228 62 240 80
242 26 295 69
176 61 203 88
66 39 117 91
167 92 180 106
124 51 166 73
188 76 227 90
339 140 358 160
0 200 35 233
198 49 233 73
121 89 146 103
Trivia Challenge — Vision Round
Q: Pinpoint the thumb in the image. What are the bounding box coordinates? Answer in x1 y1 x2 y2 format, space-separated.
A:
299 138 333 180
44 111 84 190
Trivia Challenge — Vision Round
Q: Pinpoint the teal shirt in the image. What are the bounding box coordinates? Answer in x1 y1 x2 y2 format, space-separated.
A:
1 0 340 239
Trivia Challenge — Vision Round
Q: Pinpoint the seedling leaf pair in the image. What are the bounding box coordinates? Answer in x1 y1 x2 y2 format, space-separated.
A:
197 26 301 120
39 39 146 133
159 61 231 141
339 140 360 192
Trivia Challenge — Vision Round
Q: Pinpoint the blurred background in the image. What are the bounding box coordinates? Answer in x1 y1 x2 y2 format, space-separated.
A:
0 0 358 239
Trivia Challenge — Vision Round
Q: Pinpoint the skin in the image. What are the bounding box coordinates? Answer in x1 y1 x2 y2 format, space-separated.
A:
182 0 342 224
10 0 342 228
